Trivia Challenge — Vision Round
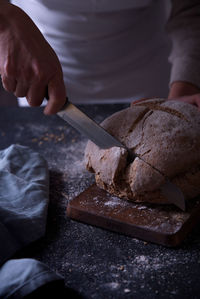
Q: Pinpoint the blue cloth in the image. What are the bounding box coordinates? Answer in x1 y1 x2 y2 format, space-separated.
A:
0 259 63 298
0 145 49 265
0 145 63 298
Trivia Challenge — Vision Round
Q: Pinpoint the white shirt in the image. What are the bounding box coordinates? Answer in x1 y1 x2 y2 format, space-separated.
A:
12 0 171 104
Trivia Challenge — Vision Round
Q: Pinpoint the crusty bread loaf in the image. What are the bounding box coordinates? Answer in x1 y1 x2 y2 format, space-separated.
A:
84 99 200 204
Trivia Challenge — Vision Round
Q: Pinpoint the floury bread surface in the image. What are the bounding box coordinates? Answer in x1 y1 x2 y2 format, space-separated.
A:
84 99 200 204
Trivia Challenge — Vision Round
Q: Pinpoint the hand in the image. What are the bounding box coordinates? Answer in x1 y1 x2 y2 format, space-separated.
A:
168 81 200 110
0 2 66 114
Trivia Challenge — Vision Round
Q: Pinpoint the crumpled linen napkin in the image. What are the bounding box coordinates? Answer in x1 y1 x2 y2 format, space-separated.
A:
0 258 64 298
0 144 49 265
0 145 63 298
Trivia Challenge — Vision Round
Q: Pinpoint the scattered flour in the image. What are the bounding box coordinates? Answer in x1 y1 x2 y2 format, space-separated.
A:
104 197 123 207
54 139 89 179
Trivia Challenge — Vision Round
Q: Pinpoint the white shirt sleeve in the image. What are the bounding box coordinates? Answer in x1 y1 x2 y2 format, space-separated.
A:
167 0 200 89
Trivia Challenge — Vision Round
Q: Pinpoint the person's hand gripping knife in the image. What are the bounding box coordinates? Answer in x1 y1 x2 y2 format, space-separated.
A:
0 1 66 114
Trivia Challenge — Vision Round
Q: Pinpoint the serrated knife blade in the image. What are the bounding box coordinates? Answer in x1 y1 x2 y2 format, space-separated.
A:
57 101 185 211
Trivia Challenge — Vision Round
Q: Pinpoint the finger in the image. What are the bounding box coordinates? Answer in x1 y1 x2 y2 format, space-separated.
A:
193 94 200 110
14 81 29 97
1 75 17 93
168 94 200 111
26 83 46 107
172 95 199 105
44 75 66 115
131 97 154 107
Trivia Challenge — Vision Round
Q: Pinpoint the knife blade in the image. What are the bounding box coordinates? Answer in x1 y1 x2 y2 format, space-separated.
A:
57 101 185 211
58 102 128 150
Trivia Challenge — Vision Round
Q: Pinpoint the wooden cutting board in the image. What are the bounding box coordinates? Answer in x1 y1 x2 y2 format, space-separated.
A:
67 184 200 247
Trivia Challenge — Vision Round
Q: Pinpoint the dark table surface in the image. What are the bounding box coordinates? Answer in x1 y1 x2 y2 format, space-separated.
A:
1 105 200 299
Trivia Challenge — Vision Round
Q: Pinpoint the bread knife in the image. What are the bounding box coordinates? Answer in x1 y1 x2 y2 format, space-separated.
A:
57 101 186 211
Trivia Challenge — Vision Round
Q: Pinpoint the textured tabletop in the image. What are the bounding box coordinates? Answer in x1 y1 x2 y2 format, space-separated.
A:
0 105 200 299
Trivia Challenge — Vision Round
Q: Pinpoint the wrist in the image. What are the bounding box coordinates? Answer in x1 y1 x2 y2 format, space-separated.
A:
168 81 200 98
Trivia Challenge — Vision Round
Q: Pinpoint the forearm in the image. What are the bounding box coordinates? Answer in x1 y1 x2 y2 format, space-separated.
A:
167 0 200 90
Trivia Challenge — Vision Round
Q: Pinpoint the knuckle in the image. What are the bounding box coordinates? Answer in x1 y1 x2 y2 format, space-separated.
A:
36 71 46 82
32 60 62 84
32 61 47 81
3 61 15 77
1 76 14 92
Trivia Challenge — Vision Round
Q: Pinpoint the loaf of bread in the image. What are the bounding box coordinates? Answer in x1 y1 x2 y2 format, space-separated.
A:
84 99 200 205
